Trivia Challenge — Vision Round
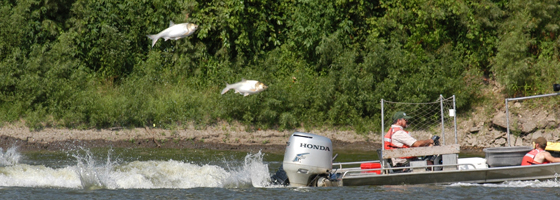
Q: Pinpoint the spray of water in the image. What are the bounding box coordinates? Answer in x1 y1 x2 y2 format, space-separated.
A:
0 147 274 189
72 148 118 189
221 151 272 188
246 151 273 187
0 146 21 166
0 147 80 188
70 149 274 189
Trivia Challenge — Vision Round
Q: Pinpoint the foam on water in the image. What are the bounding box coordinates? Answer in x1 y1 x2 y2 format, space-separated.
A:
0 148 272 189
0 165 81 188
449 176 560 188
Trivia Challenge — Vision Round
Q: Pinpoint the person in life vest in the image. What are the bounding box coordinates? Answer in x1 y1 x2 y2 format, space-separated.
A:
384 111 434 166
521 137 560 166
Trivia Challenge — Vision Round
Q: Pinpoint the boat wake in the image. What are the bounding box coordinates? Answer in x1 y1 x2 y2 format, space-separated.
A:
0 147 273 189
449 177 560 188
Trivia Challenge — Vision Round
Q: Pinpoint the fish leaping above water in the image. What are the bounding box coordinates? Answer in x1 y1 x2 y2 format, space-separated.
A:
147 21 198 47
221 79 268 96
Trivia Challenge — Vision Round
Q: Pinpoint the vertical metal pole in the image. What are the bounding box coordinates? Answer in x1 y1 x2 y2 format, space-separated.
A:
381 99 385 153
440 95 445 145
505 99 511 147
453 95 458 144
380 99 385 173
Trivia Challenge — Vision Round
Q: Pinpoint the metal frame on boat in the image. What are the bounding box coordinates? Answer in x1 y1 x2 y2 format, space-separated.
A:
329 92 560 186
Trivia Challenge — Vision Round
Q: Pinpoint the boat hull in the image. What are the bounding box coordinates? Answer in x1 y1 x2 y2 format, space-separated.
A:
339 163 560 186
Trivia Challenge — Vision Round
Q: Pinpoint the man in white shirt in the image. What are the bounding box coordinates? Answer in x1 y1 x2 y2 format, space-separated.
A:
384 111 434 166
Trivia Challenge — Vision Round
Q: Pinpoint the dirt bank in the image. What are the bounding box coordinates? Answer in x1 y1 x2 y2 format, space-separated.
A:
0 122 489 154
0 122 384 153
1 99 557 154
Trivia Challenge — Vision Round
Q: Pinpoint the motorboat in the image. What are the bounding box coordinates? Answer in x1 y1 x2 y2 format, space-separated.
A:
271 132 560 187
271 92 560 187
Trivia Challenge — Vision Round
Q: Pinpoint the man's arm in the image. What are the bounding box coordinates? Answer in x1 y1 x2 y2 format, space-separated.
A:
411 139 434 147
543 152 560 163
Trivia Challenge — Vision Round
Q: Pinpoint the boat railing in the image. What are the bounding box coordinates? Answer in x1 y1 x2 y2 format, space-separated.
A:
333 161 478 179
332 160 381 170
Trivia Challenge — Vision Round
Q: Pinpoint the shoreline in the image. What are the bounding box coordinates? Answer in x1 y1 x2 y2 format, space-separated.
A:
0 123 382 153
0 135 383 154
2 102 557 154
0 124 485 154
0 135 484 155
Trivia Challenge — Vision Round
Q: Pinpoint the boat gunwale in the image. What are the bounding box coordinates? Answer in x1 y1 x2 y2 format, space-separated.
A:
336 162 560 186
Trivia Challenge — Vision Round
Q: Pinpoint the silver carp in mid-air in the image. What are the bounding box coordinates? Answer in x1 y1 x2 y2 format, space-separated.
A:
147 21 198 47
221 79 268 96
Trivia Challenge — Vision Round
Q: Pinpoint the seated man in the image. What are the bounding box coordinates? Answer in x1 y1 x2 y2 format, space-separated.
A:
521 137 560 165
384 111 434 167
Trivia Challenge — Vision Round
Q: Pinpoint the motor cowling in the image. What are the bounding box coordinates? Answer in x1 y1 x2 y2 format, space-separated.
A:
282 132 333 187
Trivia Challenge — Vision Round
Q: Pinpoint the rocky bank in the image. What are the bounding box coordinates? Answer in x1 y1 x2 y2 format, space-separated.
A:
0 100 558 153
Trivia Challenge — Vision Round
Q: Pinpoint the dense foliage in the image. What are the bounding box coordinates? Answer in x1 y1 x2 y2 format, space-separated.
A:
1 0 560 133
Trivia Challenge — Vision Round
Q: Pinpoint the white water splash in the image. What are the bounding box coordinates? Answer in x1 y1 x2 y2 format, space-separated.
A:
222 151 272 188
0 148 273 189
450 179 560 188
73 149 118 189
111 160 231 189
0 146 21 166
0 165 81 188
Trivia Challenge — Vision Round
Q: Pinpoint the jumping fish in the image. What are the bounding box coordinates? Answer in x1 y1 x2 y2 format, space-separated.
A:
221 79 268 96
147 21 198 47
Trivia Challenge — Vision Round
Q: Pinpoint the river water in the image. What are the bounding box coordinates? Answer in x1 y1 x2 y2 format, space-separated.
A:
1 146 559 199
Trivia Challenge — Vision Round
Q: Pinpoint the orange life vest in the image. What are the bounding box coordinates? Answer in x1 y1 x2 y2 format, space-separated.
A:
384 125 415 159
384 126 410 150
521 149 550 165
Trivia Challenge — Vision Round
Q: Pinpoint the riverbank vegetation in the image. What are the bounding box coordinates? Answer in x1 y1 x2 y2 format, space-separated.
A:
1 0 560 133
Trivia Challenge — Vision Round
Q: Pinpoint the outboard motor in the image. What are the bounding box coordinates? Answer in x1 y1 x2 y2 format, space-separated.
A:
280 132 333 187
